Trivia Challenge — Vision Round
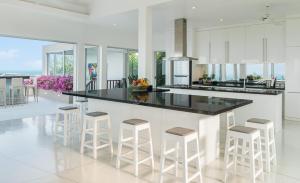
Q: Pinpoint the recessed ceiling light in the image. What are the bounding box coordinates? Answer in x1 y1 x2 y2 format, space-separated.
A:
192 6 197 10
219 18 224 22
113 24 117 27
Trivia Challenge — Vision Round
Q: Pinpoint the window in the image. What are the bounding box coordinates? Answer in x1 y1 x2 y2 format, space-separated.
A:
268 63 285 80
226 64 234 80
47 51 74 76
64 50 74 75
274 63 285 80
155 51 166 86
128 50 138 79
246 64 263 80
85 46 99 89
207 64 222 81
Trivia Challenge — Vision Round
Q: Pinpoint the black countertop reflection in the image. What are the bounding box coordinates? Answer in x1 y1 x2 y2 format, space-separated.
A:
63 88 252 115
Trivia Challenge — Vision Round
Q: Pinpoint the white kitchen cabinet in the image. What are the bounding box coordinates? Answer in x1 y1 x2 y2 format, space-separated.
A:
265 23 285 63
245 24 265 63
210 29 227 64
285 47 300 120
195 31 210 64
286 18 300 47
227 27 246 63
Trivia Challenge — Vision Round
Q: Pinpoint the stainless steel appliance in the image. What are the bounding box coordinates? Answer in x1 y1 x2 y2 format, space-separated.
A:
169 18 198 86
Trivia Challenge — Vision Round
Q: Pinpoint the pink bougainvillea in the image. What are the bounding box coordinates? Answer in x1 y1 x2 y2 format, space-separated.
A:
37 75 73 92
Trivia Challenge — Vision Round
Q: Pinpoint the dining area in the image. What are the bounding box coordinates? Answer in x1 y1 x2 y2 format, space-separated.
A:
0 75 38 107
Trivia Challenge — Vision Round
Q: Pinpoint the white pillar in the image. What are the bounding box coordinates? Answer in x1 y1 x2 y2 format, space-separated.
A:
100 45 108 89
75 43 85 91
138 6 153 84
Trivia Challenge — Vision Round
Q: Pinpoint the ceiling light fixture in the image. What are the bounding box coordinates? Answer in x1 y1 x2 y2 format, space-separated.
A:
192 6 197 10
219 18 224 22
113 24 117 27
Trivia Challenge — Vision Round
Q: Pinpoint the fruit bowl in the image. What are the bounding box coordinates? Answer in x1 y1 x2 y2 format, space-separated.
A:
130 78 150 92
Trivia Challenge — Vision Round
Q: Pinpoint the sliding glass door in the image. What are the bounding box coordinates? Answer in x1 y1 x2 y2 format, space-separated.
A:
155 51 166 86
85 45 99 90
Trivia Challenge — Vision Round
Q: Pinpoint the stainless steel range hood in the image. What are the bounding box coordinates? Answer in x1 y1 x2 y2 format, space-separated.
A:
169 18 198 61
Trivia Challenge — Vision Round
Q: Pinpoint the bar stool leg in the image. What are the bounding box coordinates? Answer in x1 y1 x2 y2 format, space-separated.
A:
93 120 98 159
107 116 114 156
148 127 154 169
249 140 256 183
174 142 179 177
265 129 271 172
195 136 203 183
271 127 277 166
257 136 264 181
224 134 231 183
63 113 68 146
80 118 87 154
159 137 167 183
183 140 188 183
116 127 123 169
134 129 139 176
233 138 238 174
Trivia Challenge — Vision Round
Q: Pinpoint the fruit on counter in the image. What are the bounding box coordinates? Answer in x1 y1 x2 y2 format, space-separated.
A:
132 78 149 87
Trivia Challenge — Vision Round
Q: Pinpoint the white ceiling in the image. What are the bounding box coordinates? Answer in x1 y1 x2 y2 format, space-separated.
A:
19 0 94 14
12 0 300 34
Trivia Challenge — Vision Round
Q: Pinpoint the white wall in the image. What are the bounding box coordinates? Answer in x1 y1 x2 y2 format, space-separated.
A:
107 49 125 80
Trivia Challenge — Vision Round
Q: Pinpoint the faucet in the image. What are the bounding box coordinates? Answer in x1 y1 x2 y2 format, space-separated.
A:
243 78 246 90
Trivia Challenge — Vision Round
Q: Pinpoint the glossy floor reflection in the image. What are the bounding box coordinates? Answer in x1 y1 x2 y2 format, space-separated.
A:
0 115 299 183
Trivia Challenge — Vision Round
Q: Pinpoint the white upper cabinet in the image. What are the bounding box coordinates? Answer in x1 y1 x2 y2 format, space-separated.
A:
227 27 246 63
195 31 210 64
210 29 227 64
286 18 300 47
265 23 285 63
245 24 265 63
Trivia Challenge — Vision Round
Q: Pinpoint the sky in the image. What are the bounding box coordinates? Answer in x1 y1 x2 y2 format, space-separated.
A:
0 36 53 72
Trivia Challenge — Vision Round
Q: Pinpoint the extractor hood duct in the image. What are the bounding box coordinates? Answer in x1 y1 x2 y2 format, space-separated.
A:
169 18 198 61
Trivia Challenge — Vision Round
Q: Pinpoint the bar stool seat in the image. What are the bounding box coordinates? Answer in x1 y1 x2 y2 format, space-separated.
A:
166 127 195 136
160 127 202 183
86 111 108 117
76 99 88 103
59 106 79 111
80 111 113 159
123 118 148 125
245 118 277 172
247 118 272 124
116 119 154 177
230 126 257 134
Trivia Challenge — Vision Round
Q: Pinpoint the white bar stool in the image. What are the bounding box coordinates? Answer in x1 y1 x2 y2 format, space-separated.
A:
245 118 277 172
54 106 80 146
0 79 6 107
80 111 113 159
224 126 264 183
116 119 154 177
160 127 202 183
226 111 236 130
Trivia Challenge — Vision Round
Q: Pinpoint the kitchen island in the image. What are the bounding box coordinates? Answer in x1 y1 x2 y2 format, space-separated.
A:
63 88 252 164
162 85 283 133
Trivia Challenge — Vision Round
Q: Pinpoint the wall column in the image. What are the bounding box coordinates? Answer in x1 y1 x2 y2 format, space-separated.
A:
138 6 153 84
75 42 85 91
100 45 108 89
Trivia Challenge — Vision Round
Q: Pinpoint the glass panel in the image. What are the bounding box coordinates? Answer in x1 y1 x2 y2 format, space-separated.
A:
214 64 221 81
107 48 125 80
207 64 213 78
274 63 285 80
54 53 64 75
47 53 55 75
155 51 166 86
246 64 263 80
128 50 138 82
85 46 99 89
226 64 234 80
64 50 74 76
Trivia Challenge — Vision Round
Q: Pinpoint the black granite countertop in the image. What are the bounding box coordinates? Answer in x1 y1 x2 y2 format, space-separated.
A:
63 88 252 115
163 85 283 95
0 75 30 79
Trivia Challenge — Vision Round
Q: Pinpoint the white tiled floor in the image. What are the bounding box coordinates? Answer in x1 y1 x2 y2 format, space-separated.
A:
0 115 300 183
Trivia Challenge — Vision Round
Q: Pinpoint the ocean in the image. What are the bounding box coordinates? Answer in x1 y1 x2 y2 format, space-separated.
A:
0 70 42 76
